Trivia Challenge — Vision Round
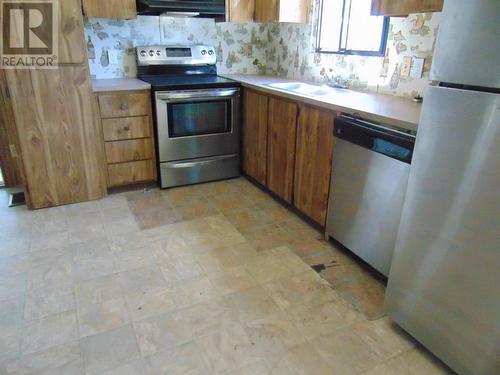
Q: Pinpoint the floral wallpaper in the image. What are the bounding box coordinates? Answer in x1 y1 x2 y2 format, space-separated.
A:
84 4 440 99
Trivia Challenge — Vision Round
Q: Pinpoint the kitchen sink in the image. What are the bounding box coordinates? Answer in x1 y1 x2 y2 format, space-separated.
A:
266 82 331 97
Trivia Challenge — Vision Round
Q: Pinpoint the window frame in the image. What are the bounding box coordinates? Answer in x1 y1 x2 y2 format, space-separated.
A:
315 0 390 57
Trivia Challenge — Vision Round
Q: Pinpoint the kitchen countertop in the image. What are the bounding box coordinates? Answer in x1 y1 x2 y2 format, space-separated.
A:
92 78 151 93
221 74 422 132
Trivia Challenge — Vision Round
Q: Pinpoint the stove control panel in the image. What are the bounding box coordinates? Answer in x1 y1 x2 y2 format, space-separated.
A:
136 45 217 66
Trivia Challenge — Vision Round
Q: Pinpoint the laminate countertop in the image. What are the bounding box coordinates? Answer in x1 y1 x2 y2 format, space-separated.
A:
92 78 151 93
221 74 422 132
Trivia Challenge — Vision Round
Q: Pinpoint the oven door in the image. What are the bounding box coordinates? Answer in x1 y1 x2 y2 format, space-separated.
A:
156 88 240 162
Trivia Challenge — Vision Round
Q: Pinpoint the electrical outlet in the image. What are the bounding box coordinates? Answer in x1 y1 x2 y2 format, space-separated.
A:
108 49 120 65
400 56 412 78
410 57 425 79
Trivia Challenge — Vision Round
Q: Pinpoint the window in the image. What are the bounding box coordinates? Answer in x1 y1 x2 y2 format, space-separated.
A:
316 0 389 56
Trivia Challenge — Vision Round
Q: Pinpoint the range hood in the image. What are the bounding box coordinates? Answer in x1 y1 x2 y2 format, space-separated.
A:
137 0 226 17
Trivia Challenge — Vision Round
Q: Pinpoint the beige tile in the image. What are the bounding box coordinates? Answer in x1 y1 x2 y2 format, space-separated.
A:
78 298 130 338
72 254 116 282
175 197 219 221
310 326 382 375
208 266 257 296
0 298 24 331
159 255 205 285
171 276 220 308
24 283 75 321
108 231 149 253
240 224 295 252
75 274 123 307
145 341 209 375
0 326 21 362
65 200 101 216
270 342 333 375
118 266 166 294
27 245 72 269
126 286 176 321
2 341 84 375
223 207 275 229
133 312 193 356
30 230 69 252
226 361 270 375
244 251 298 285
262 270 337 310
149 236 194 261
26 261 73 291
22 311 78 355
99 358 148 375
69 237 111 262
81 325 140 375
195 246 243 275
0 274 26 301
224 286 281 323
113 246 156 272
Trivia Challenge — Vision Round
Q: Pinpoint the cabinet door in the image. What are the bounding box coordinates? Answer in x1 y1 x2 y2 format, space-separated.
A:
279 0 309 23
371 0 443 16
59 0 86 64
243 90 268 185
267 97 298 203
294 105 335 226
82 0 137 19
227 0 255 23
255 0 278 22
5 66 106 209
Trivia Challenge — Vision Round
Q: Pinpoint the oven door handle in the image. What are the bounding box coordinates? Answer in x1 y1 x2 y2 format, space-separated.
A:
157 89 239 102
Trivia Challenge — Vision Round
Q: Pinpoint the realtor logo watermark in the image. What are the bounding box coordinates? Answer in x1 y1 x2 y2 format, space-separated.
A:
1 0 58 69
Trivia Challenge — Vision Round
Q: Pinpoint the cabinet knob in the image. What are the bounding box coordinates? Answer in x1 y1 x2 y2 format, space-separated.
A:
123 126 130 131
120 100 128 110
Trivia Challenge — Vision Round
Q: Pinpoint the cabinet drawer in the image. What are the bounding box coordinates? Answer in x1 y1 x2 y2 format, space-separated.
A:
105 138 153 164
98 92 150 118
107 160 155 187
102 116 151 141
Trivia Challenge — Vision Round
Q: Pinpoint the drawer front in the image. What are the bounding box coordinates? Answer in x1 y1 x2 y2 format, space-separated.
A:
105 138 154 164
102 116 151 141
99 92 150 118
108 160 155 187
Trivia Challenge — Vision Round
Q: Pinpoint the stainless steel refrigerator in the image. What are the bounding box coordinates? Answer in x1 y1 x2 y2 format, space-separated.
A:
385 1 500 375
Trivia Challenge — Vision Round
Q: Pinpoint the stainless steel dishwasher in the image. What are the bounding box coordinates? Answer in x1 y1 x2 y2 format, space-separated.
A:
326 115 416 277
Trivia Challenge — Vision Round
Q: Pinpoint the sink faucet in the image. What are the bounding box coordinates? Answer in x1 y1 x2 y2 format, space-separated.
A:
326 75 350 89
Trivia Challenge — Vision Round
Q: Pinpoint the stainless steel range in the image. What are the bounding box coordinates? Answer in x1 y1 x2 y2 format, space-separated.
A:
137 45 241 188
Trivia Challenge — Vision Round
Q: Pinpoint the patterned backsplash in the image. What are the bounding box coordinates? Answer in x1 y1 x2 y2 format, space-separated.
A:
84 4 440 99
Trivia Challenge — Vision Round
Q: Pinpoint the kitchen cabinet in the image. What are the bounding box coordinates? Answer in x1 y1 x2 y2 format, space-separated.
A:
82 0 137 19
226 0 255 23
255 0 309 23
5 66 106 209
267 97 298 203
371 0 443 16
59 0 86 64
95 90 157 188
242 90 268 186
294 105 335 226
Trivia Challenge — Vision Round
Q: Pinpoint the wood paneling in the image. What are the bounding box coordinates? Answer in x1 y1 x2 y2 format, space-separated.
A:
255 0 278 22
108 160 155 187
59 0 86 64
267 97 298 203
98 92 151 118
294 105 335 226
102 116 151 141
243 90 268 186
227 0 255 23
371 0 443 16
5 66 106 209
82 0 137 19
105 138 153 164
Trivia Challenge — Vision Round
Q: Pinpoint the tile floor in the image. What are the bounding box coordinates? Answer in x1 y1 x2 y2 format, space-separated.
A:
0 178 454 374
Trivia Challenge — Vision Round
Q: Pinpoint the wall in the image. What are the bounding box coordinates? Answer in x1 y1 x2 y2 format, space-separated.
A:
84 4 440 99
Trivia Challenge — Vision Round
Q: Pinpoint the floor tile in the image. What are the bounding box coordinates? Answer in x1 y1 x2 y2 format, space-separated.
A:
119 266 167 294
99 358 149 375
0 274 26 301
77 297 130 338
113 246 156 272
145 341 209 375
171 276 220 308
270 342 333 375
159 255 205 285
75 274 123 307
72 254 116 282
81 325 140 375
30 230 69 252
24 283 75 321
224 286 281 323
125 286 176 321
22 311 78 355
208 266 257 296
26 261 73 291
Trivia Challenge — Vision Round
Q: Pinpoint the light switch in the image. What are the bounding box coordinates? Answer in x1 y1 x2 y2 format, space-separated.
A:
108 49 120 65
410 57 425 79
400 56 412 78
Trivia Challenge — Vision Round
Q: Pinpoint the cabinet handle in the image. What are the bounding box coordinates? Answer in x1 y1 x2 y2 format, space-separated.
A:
120 100 128 110
123 126 130 131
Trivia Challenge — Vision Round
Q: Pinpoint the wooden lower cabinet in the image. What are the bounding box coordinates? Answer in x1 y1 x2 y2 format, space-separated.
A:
267 97 298 203
242 90 268 185
108 160 155 187
371 0 443 16
82 0 137 19
294 105 336 226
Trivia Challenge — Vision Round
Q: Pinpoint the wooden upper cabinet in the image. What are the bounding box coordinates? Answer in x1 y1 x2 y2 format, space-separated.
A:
267 97 298 203
255 0 309 23
371 0 443 16
243 90 268 185
294 105 335 226
5 66 106 209
226 0 255 23
82 0 137 19
59 0 86 64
